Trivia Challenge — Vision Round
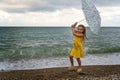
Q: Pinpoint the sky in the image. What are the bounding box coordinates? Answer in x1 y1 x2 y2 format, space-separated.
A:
0 0 120 27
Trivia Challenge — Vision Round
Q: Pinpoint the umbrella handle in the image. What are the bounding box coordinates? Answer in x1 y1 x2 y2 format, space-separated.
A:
77 19 85 23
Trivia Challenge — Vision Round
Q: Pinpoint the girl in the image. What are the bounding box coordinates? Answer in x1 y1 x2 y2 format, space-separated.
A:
68 22 87 73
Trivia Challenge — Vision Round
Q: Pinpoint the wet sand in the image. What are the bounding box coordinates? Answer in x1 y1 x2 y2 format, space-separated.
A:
0 65 120 80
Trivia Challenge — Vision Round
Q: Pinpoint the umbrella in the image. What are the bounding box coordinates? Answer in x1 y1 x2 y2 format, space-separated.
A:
81 0 101 34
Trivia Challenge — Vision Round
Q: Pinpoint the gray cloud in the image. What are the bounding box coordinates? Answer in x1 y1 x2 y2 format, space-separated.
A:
0 0 120 13
93 0 120 7
0 0 81 13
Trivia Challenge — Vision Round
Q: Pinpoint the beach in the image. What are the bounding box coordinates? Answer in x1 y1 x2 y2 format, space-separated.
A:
0 65 120 80
1 53 120 80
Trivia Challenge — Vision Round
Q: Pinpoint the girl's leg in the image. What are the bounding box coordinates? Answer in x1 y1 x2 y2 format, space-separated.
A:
76 58 81 67
69 55 74 67
76 58 82 72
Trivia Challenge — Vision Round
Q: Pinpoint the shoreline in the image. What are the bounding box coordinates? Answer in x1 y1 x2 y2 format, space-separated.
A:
0 53 120 71
0 65 120 80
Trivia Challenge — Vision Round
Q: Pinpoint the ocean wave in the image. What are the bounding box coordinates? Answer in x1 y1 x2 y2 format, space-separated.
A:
87 47 120 54
0 27 120 61
0 44 120 61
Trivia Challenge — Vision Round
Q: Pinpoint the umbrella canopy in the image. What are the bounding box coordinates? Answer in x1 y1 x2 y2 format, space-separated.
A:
81 0 101 34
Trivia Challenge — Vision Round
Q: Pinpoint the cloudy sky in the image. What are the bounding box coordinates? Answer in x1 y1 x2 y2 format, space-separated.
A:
0 0 120 27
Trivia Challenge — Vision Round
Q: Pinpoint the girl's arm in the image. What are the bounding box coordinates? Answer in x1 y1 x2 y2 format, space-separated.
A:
71 22 83 37
71 22 77 34
73 32 83 37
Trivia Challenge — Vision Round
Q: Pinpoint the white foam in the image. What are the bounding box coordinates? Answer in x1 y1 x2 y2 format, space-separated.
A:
0 53 120 71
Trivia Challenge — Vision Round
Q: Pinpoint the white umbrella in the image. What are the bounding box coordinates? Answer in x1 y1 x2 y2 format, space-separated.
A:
81 0 101 34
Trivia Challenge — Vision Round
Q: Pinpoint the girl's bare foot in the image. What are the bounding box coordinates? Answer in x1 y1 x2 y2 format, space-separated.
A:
77 67 82 73
68 66 75 70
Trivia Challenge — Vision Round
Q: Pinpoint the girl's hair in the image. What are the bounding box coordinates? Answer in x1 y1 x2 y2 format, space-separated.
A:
78 24 87 40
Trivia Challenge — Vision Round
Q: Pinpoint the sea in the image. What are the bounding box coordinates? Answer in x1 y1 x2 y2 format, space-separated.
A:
0 27 120 70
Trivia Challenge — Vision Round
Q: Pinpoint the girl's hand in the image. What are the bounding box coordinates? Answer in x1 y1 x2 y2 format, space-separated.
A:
71 22 78 28
74 22 78 26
